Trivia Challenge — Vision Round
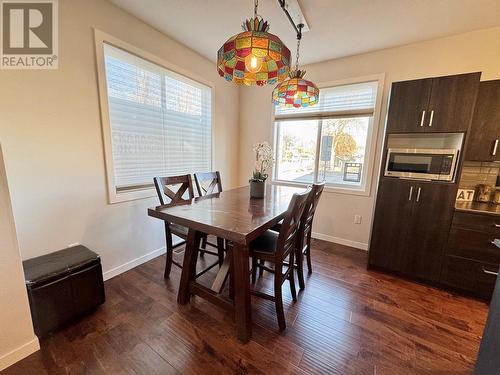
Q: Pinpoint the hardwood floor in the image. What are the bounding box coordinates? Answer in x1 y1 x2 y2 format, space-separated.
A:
4 239 489 374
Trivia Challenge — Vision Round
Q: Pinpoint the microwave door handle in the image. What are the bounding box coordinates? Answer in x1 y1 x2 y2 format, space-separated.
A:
419 111 426 127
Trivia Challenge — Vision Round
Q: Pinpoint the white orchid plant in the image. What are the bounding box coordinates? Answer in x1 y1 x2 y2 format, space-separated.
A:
250 141 274 182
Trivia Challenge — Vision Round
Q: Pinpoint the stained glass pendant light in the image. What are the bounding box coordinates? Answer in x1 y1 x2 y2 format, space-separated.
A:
272 24 319 108
217 0 291 86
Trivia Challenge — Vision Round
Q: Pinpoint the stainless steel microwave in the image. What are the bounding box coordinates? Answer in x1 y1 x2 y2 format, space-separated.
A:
384 148 459 181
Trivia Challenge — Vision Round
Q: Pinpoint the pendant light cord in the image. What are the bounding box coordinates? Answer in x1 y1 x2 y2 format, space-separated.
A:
295 23 304 71
254 0 259 18
295 38 300 71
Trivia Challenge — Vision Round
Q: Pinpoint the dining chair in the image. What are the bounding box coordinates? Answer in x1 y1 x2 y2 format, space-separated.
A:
265 182 325 290
248 187 311 331
153 174 224 278
193 171 223 197
193 171 226 255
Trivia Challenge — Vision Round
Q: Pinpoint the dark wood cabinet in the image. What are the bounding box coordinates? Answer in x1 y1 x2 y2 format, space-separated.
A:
426 73 481 132
386 78 432 133
440 255 498 300
441 211 499 299
401 182 456 281
369 179 457 282
368 178 413 271
465 80 500 161
386 73 480 133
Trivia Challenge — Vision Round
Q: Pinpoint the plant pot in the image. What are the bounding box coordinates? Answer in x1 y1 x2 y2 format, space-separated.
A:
249 180 265 198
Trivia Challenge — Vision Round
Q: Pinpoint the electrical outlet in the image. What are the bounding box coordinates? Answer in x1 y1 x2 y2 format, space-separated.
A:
354 215 362 224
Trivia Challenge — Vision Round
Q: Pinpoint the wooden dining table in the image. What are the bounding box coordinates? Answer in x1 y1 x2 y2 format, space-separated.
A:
147 185 304 342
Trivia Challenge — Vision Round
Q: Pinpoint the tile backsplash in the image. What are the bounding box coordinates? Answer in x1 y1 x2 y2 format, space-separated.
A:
459 161 500 189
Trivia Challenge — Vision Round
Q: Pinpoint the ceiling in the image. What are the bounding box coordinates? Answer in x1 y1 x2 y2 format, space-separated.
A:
109 0 500 65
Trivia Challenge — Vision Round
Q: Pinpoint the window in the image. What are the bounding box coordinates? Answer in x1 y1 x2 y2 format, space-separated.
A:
273 79 382 194
96 36 212 202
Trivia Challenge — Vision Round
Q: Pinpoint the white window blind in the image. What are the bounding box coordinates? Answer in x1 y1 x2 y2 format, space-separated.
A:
103 43 212 192
273 80 380 192
275 81 378 120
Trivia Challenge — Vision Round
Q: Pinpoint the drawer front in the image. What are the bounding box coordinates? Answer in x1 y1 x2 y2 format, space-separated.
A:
447 228 500 264
440 255 498 300
452 211 498 233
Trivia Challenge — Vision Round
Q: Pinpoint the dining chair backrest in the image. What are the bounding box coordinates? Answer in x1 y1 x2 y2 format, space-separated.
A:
276 188 312 260
193 171 223 197
300 182 325 239
153 174 195 207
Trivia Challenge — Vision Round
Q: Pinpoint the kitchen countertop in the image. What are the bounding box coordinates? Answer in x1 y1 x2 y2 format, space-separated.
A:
455 201 500 216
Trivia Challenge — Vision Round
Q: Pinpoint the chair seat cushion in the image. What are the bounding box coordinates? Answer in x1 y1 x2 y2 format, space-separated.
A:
249 230 279 254
169 223 189 238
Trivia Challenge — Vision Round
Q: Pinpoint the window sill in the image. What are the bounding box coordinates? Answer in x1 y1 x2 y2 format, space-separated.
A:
108 187 157 204
271 180 371 197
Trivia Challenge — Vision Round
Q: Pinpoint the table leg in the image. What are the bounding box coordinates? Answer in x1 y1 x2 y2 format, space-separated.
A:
232 243 252 342
177 229 203 305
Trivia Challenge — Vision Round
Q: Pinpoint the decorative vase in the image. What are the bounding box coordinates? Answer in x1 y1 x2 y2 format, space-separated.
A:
250 180 265 198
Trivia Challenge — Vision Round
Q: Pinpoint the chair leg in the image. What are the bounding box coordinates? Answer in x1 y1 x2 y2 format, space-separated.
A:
305 246 312 274
164 224 174 279
288 253 297 302
296 247 305 290
274 264 286 331
217 237 225 266
200 236 207 257
305 236 313 274
251 256 258 284
258 259 265 277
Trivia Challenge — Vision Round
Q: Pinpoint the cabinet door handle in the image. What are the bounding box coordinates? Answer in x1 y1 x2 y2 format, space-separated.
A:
419 111 426 127
494 224 500 228
408 186 414 201
493 139 499 156
482 267 499 276
416 187 421 202
428 110 434 127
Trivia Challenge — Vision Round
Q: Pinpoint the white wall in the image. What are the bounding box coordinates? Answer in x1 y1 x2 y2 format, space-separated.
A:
238 26 500 249
0 0 240 275
0 145 39 371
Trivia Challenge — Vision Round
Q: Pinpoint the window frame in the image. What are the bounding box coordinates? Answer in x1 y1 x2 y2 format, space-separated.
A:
94 29 215 204
271 74 385 197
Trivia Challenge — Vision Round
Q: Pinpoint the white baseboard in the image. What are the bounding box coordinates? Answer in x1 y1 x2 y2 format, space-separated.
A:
0 337 39 371
101 233 367 282
312 232 368 251
103 246 166 281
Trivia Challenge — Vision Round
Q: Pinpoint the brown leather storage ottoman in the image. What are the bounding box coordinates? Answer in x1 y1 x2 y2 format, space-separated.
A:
23 245 105 338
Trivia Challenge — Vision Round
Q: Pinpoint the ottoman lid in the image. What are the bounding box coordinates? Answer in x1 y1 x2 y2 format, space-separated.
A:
23 245 100 287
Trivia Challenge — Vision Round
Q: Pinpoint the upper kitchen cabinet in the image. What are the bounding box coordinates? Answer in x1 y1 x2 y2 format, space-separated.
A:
465 80 500 161
387 73 481 133
386 78 432 133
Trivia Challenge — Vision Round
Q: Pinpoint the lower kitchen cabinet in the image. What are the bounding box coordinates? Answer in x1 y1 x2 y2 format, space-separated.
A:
441 255 498 300
441 211 500 299
368 178 413 272
369 178 457 282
